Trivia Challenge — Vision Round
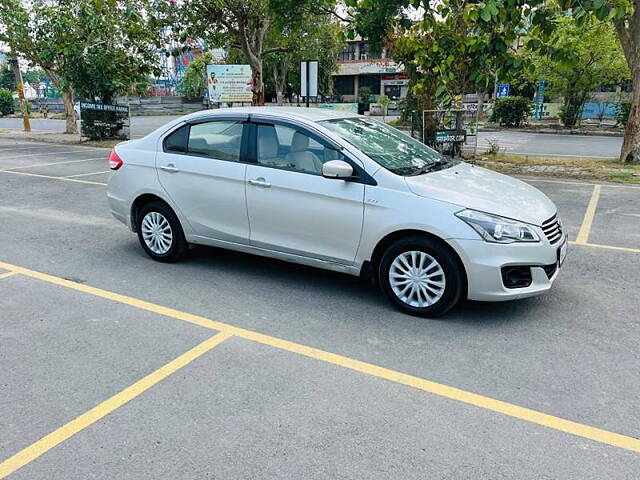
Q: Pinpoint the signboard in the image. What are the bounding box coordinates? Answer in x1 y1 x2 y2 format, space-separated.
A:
318 103 358 113
434 129 466 144
497 83 510 98
206 64 253 103
300 61 318 97
79 102 130 140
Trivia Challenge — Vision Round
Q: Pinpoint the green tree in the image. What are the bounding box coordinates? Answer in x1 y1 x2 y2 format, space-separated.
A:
179 53 213 99
0 0 163 133
0 66 16 92
346 0 545 109
0 89 14 116
524 16 629 127
178 0 337 105
263 15 343 104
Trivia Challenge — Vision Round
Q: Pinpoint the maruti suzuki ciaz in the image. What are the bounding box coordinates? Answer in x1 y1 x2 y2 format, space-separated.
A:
107 107 567 317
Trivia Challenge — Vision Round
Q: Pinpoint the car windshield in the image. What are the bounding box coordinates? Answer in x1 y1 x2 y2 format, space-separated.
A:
320 117 453 176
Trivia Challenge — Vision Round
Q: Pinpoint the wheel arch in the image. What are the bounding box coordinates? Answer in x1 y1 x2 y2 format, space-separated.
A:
130 193 172 233
365 229 468 296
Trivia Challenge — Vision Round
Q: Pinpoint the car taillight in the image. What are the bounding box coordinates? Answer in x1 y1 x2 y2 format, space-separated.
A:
109 149 123 170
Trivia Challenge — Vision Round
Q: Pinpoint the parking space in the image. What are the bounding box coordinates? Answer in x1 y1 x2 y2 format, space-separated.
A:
1 140 640 478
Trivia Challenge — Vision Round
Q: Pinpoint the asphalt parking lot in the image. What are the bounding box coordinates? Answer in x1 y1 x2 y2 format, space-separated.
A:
1 139 639 479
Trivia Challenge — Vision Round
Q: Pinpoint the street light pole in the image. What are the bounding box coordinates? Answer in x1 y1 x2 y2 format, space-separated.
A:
9 57 31 132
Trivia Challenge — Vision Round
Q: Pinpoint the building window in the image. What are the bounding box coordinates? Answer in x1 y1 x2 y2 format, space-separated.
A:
339 43 356 62
334 75 355 95
359 74 381 95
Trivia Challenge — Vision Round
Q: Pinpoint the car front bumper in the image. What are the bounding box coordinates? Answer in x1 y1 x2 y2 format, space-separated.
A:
448 236 567 302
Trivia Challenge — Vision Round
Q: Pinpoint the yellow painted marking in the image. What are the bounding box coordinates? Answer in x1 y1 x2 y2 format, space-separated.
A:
0 271 17 280
569 241 640 254
575 184 602 244
64 171 110 178
0 169 107 186
1 259 639 455
0 157 104 171
0 331 232 479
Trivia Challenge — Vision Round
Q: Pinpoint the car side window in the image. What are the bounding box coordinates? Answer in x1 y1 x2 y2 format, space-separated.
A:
164 125 188 153
187 121 244 161
256 124 342 175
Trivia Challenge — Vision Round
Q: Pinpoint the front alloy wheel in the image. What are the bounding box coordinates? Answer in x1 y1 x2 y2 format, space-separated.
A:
379 236 464 317
388 251 446 308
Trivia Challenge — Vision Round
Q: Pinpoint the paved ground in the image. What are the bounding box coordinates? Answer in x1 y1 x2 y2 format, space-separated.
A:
0 116 624 157
1 140 639 479
475 131 622 158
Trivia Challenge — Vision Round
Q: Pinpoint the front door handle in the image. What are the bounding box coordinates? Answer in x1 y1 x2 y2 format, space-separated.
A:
248 177 271 188
160 164 179 173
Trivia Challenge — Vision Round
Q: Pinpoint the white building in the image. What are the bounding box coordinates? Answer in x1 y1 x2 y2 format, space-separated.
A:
332 39 409 102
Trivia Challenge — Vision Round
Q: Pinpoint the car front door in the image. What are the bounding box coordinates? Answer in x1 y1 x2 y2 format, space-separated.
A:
157 117 250 244
245 121 365 265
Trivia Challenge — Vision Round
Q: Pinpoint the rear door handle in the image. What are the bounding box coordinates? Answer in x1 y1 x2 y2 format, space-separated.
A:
248 178 271 188
160 164 179 173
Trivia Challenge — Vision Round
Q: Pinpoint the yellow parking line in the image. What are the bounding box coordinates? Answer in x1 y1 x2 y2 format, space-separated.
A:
1 259 639 455
569 241 640 254
0 271 17 280
64 171 110 178
575 184 602 244
0 169 107 186
0 331 232 479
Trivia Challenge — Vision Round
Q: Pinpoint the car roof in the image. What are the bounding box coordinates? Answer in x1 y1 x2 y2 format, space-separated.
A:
181 106 361 123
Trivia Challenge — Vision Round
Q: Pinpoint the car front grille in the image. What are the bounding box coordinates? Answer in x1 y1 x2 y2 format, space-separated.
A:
541 214 563 245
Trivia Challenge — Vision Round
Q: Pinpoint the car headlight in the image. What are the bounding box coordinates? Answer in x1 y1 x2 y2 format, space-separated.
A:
456 209 540 243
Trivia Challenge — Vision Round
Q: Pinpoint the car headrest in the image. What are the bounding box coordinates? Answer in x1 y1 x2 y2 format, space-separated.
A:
290 131 310 152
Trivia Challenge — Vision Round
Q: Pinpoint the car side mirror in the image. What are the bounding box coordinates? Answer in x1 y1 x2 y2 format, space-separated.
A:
322 160 353 179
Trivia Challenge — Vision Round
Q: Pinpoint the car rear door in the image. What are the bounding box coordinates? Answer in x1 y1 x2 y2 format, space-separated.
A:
244 120 366 265
156 116 250 244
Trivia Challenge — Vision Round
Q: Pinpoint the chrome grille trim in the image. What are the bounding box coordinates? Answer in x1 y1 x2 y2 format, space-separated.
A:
541 214 563 244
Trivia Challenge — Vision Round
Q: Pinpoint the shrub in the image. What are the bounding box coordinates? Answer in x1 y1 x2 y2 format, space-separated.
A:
0 89 14 116
615 101 631 127
490 96 533 127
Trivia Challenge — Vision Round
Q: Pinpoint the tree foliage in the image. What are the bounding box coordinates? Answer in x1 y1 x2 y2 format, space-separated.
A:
176 0 338 105
490 96 533 127
345 0 553 105
0 0 163 132
523 16 629 127
0 89 14 116
179 53 213 99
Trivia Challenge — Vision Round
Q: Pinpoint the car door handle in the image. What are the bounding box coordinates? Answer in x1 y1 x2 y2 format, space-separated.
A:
248 178 271 188
160 164 179 173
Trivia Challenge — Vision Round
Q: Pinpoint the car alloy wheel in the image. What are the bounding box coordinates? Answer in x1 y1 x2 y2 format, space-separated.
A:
388 251 446 307
141 211 173 255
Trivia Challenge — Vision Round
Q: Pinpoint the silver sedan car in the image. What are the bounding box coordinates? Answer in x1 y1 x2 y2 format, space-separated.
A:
107 107 567 317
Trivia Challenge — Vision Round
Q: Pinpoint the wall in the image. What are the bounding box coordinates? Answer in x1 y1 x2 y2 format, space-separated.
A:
27 96 205 116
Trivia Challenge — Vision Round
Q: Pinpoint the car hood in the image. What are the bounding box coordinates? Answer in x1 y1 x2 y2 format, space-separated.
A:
404 162 556 225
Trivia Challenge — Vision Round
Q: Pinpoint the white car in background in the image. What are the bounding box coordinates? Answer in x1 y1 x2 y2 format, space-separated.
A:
107 107 567 317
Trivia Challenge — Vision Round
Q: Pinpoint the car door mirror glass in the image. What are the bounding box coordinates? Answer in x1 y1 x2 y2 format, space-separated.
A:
322 160 353 179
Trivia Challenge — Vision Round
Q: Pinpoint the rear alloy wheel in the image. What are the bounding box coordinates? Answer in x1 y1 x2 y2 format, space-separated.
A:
136 201 188 262
379 236 464 317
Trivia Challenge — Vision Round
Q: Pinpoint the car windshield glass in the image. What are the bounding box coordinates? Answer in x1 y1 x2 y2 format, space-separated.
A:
320 117 450 176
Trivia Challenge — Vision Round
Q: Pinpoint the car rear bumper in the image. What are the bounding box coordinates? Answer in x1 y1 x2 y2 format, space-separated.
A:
448 237 566 302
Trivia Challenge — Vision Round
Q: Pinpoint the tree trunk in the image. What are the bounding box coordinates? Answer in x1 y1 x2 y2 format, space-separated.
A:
251 61 265 106
620 68 640 162
62 88 78 135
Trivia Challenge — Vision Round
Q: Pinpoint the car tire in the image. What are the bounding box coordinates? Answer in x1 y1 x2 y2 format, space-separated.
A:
136 201 188 263
378 236 464 317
